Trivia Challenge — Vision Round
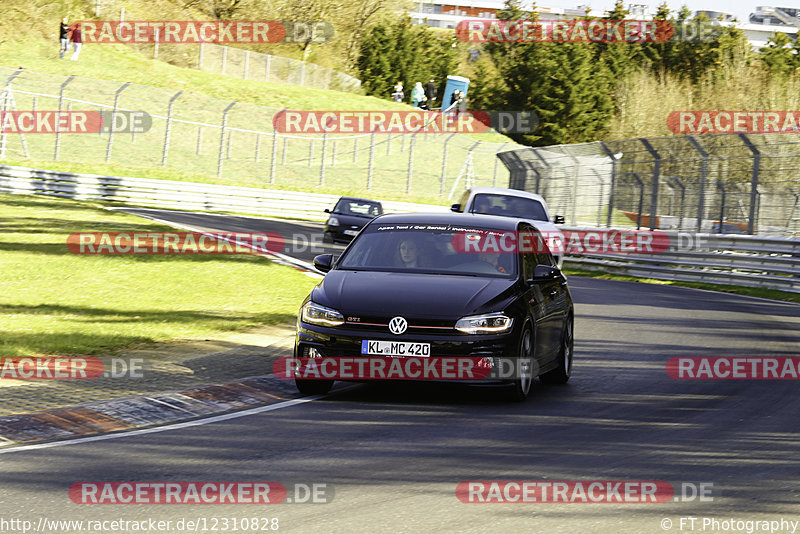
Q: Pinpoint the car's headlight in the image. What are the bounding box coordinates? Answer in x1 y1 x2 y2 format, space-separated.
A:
327 217 340 226
301 302 345 327
455 312 513 334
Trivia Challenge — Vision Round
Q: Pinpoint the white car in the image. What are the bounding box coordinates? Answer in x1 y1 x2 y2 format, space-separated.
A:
451 187 566 267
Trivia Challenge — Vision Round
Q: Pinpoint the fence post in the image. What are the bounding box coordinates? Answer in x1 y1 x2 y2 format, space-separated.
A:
406 134 416 194
161 90 183 166
54 75 75 161
638 138 661 231
196 127 203 155
598 141 619 227
367 129 376 190
686 135 708 233
320 133 327 186
589 169 604 227
668 176 686 231
270 129 278 184
716 180 727 233
630 172 644 230
386 134 392 155
308 139 314 167
105 82 131 163
255 134 261 161
738 133 761 235
331 139 337 166
282 137 288 165
217 101 237 177
0 69 23 160
493 143 508 186
440 133 457 196
530 148 551 196
560 145 581 225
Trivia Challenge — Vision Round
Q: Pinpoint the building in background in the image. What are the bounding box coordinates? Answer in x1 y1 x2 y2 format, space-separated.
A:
408 1 800 50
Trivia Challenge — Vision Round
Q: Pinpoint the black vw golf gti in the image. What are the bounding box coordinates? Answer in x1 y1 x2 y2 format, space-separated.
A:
294 212 574 401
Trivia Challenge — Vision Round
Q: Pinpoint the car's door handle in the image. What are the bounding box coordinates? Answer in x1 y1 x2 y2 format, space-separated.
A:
549 290 558 296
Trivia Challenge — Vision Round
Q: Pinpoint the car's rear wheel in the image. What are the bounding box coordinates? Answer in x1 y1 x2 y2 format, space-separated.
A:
508 325 534 402
540 317 573 384
295 379 334 395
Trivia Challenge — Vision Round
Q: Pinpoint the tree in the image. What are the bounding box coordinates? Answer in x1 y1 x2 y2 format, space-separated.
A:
760 32 800 77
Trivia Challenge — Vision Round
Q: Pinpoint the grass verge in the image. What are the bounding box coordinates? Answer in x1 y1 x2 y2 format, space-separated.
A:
0 193 319 357
563 267 800 304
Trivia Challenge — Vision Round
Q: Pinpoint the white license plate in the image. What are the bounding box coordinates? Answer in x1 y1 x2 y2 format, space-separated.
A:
361 340 430 357
344 229 359 236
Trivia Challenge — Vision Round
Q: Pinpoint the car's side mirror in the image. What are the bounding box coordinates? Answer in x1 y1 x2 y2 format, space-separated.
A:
324 208 330 213
528 264 559 282
553 215 565 224
313 254 335 273
450 203 462 212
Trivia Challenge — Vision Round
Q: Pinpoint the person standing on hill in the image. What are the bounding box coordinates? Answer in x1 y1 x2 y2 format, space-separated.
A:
59 18 70 58
425 78 437 108
69 22 82 61
411 82 425 108
391 81 404 103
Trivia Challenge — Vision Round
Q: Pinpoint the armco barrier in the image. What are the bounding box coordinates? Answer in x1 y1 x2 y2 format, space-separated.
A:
0 164 448 221
563 232 800 293
1 164 797 293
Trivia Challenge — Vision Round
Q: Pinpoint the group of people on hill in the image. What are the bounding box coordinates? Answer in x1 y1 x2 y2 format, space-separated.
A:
391 79 466 112
392 79 439 109
59 18 82 60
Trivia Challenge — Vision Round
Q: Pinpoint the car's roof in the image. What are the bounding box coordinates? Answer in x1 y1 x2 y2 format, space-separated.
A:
370 212 526 231
467 187 546 203
337 196 382 204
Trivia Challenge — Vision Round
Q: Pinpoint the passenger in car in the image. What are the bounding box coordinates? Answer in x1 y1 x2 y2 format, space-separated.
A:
397 238 422 268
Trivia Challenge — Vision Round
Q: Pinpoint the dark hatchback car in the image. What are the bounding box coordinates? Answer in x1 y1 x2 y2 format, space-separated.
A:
323 197 383 243
294 213 574 401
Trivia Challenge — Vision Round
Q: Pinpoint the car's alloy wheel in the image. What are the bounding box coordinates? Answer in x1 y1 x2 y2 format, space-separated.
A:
295 379 334 395
508 325 534 402
541 318 573 384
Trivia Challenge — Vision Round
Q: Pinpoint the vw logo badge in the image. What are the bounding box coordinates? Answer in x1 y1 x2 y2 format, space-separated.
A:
388 316 408 335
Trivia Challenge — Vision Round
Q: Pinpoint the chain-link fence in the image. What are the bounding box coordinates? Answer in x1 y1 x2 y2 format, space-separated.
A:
0 67 519 203
499 135 800 237
197 43 362 93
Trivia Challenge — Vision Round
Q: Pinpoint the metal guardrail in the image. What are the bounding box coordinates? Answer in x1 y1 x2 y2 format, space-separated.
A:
1 164 797 293
562 230 800 293
0 164 447 221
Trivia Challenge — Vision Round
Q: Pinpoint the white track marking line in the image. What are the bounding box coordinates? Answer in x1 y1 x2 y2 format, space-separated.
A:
0 396 319 455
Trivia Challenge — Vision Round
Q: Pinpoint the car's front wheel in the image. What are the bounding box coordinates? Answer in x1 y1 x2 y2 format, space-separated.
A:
295 379 334 395
540 317 573 384
508 324 535 402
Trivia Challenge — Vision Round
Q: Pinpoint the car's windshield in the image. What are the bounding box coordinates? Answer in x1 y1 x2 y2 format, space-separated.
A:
337 224 517 277
333 199 383 217
470 193 548 221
